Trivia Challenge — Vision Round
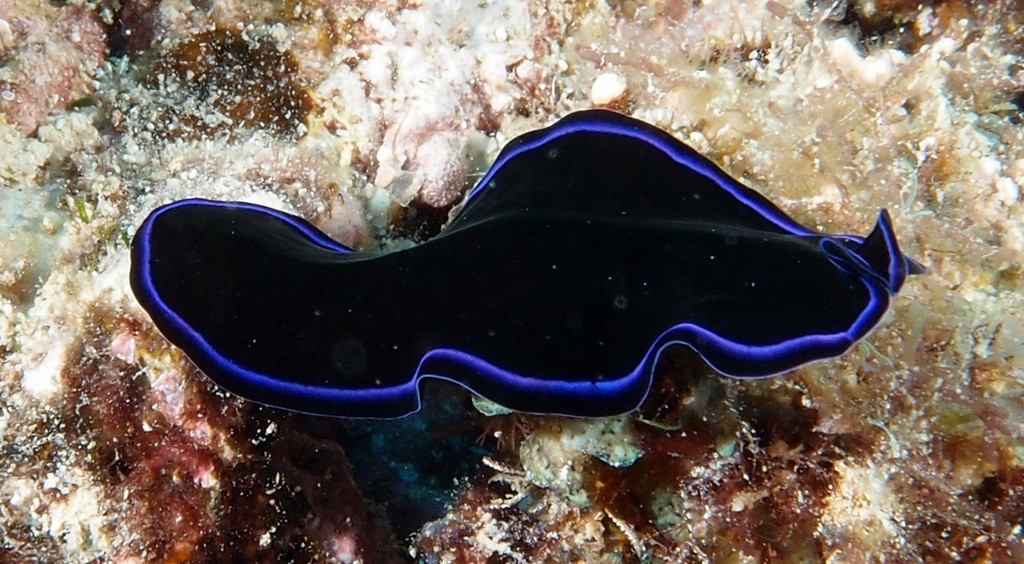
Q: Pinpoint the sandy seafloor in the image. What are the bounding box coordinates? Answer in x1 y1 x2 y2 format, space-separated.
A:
1 0 1023 562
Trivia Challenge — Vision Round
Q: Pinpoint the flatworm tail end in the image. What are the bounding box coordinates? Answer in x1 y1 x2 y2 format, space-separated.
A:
130 199 381 417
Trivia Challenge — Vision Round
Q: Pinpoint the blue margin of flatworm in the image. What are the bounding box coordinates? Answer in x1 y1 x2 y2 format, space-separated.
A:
133 112 901 418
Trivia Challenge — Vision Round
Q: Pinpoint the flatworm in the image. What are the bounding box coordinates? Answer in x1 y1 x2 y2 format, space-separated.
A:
130 109 923 418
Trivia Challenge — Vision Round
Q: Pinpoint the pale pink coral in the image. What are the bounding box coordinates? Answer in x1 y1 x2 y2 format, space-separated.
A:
0 4 106 134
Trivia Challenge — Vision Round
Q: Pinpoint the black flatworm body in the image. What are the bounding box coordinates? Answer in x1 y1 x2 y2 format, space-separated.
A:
130 110 923 418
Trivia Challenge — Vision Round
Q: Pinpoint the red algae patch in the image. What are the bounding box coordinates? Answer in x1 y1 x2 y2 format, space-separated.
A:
147 28 313 138
36 305 399 562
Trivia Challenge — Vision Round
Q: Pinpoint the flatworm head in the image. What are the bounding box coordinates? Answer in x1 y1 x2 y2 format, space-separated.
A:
130 110 922 418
